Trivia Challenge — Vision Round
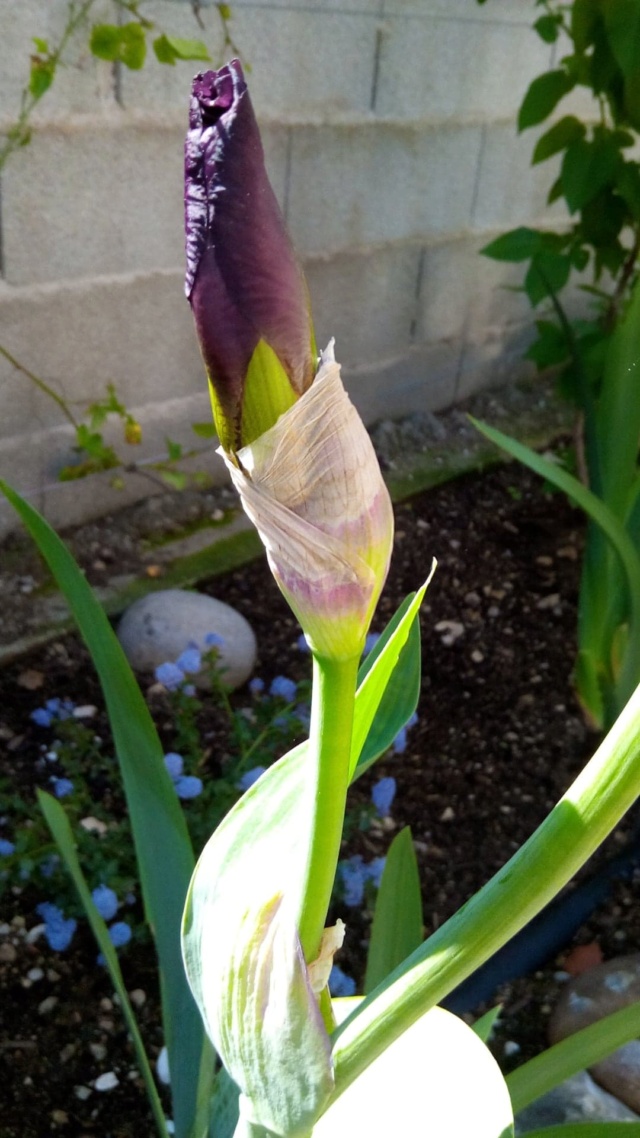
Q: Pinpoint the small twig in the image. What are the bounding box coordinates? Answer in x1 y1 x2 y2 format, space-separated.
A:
0 343 79 429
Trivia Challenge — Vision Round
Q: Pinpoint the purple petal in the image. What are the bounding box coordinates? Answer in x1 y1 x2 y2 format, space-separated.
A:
185 61 314 446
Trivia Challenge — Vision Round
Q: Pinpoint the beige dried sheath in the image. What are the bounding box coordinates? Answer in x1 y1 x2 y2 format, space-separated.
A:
221 342 394 660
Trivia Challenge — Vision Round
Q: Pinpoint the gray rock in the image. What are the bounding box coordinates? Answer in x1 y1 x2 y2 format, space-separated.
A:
549 954 640 1114
516 1071 640 1133
117 589 257 691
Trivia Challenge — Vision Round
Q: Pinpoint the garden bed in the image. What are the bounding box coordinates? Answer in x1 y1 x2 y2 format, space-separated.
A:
2 454 640 1137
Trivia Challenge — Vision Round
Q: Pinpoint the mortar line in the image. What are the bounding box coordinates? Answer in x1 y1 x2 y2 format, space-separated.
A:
369 24 384 113
410 247 426 343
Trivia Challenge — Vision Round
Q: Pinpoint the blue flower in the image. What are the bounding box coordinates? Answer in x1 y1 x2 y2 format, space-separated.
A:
249 677 265 696
175 775 203 800
92 885 119 922
269 675 297 703
0 838 15 856
164 752 184 780
296 634 310 653
205 632 225 649
31 708 53 727
36 902 77 952
108 921 132 948
237 766 266 791
340 855 366 907
329 965 356 998
365 857 386 889
46 697 75 720
50 777 74 798
363 632 381 656
175 645 202 675
392 727 408 754
40 854 59 879
372 776 396 818
155 662 186 691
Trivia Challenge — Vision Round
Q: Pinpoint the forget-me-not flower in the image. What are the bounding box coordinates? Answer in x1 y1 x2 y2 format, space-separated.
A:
341 855 367 907
175 775 203 800
36 902 77 951
270 675 297 703
176 645 202 675
372 776 396 818
92 884 119 922
0 838 15 856
155 662 186 691
329 965 356 998
237 766 266 791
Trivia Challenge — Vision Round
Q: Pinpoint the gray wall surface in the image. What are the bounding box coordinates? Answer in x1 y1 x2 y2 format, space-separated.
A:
0 0 582 536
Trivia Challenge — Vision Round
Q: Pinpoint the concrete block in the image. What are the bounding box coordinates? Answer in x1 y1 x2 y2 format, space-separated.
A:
226 0 382 11
381 0 531 20
471 120 566 234
2 120 187 286
455 320 534 404
122 2 379 119
287 120 483 256
0 269 205 446
374 14 551 120
345 339 462 424
416 234 532 348
306 243 422 367
0 0 117 121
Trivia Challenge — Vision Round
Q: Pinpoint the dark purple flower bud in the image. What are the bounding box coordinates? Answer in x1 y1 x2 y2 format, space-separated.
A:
185 60 316 452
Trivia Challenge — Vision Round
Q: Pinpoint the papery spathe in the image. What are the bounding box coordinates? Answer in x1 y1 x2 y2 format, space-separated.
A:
221 343 394 661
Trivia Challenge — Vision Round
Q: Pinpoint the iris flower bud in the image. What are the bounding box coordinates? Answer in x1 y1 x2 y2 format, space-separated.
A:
185 60 316 453
186 65 394 661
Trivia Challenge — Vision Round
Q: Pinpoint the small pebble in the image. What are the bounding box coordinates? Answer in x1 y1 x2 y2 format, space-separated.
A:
51 1109 68 1124
27 967 44 982
74 1086 92 1101
89 1043 107 1061
503 1040 520 1057
0 942 17 963
440 806 456 822
94 1071 119 1092
129 988 146 1008
38 996 59 1015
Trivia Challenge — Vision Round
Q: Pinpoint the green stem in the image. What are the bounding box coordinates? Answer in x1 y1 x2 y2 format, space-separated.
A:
330 679 640 1101
297 653 360 964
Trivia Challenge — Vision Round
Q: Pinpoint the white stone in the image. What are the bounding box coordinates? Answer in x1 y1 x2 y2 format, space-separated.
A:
156 1045 170 1086
117 589 257 691
94 1071 119 1092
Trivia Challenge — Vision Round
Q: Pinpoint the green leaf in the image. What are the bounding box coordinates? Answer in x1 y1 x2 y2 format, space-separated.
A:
472 1005 502 1044
616 161 640 216
192 421 218 438
29 57 55 99
32 36 49 53
547 175 564 205
316 1004 513 1138
37 790 170 1138
153 34 211 65
350 573 433 779
0 483 210 1138
119 23 146 70
603 0 640 79
580 190 627 247
165 437 183 462
524 250 572 306
364 827 423 993
518 70 575 131
480 227 541 262
523 1127 640 1138
524 320 570 370
562 138 622 212
507 1000 640 1114
534 15 560 44
572 0 600 52
532 116 586 165
90 24 122 61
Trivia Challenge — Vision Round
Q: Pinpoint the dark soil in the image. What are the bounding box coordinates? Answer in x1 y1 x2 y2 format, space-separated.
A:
2 459 640 1137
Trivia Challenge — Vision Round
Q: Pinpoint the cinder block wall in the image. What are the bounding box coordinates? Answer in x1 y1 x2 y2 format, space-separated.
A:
0 0 566 537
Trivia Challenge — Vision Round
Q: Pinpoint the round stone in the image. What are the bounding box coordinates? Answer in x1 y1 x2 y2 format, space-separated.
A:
117 589 257 691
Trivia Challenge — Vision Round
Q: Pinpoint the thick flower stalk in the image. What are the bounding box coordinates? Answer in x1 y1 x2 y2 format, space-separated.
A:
185 60 316 453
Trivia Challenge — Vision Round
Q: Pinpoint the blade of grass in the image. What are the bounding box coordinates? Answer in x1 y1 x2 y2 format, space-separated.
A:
0 481 210 1138
38 789 170 1138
